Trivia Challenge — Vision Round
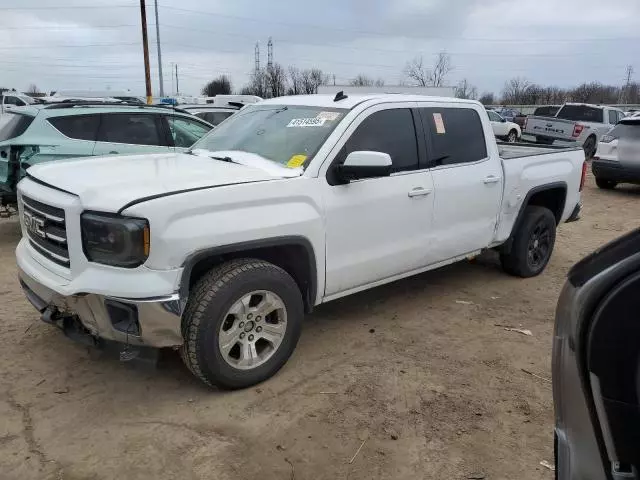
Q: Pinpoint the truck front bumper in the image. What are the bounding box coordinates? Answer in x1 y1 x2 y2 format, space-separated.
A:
17 241 184 348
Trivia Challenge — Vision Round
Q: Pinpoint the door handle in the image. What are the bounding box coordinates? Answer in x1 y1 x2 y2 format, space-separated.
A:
483 175 501 184
408 187 432 198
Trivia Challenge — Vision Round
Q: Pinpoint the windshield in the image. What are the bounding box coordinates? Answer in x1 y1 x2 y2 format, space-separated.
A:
191 104 347 168
556 105 603 123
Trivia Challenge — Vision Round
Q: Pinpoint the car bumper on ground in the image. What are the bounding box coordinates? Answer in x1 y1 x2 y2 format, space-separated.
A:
592 159 640 183
17 241 185 349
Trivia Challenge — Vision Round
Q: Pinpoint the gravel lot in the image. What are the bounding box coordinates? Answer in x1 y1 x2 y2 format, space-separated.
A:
1 173 638 480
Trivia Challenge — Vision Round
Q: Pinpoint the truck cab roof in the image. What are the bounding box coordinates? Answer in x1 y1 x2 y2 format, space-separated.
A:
258 93 477 110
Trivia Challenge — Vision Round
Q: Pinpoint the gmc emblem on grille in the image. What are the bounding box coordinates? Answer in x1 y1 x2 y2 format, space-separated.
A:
23 211 46 239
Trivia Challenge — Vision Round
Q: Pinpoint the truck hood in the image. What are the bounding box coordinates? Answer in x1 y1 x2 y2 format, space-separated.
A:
26 151 301 211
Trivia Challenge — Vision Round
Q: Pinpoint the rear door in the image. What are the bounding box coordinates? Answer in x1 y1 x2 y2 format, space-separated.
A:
93 112 172 156
419 104 503 261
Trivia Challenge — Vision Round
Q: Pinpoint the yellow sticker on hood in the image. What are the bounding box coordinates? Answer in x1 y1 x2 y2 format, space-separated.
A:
287 154 307 168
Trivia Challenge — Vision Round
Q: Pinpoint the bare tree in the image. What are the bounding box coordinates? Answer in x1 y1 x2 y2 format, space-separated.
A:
501 77 531 104
287 66 304 95
27 84 40 95
404 56 429 86
201 75 232 96
455 79 477 99
350 74 375 87
479 92 495 105
266 63 287 98
305 68 327 93
431 52 452 87
241 69 268 98
374 78 385 87
404 52 453 87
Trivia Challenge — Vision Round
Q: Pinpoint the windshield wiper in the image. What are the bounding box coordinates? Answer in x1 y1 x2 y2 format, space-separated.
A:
188 149 236 164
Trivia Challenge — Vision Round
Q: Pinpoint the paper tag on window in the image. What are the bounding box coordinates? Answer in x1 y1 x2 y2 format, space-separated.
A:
287 154 307 168
433 113 446 134
287 118 326 128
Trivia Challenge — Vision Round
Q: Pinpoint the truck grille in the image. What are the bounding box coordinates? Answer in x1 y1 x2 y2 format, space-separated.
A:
21 195 69 268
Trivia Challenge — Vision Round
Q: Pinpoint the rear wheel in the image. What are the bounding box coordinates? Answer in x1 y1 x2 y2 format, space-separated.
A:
181 258 304 389
583 135 597 159
507 129 518 143
501 206 557 278
536 136 554 145
595 177 617 190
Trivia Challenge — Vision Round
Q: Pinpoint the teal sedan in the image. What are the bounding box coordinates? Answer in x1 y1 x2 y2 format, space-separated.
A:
0 102 213 202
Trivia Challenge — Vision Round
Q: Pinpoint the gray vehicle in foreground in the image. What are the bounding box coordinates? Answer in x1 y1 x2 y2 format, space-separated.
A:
553 227 640 479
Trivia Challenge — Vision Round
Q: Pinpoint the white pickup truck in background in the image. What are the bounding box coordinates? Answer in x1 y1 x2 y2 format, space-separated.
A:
524 103 626 158
15 93 586 389
0 92 40 115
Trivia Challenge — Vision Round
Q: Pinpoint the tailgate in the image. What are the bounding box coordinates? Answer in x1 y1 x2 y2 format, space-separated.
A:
525 116 576 141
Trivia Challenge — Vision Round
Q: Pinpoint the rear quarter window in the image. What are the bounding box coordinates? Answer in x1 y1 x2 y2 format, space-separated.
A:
420 107 487 166
48 114 100 141
0 113 35 141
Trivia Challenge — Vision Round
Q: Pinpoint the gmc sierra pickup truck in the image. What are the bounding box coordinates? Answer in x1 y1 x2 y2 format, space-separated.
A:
16 94 586 389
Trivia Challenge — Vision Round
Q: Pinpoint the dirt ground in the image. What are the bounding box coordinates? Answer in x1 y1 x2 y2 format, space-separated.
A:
1 172 639 480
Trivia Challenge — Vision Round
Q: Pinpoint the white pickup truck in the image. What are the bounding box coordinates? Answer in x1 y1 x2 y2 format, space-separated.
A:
524 103 626 158
16 94 586 389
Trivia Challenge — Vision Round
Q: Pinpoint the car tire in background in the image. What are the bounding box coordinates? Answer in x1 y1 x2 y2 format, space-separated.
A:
500 206 557 278
536 136 554 145
181 258 304 389
595 177 617 190
507 130 518 143
583 135 597 159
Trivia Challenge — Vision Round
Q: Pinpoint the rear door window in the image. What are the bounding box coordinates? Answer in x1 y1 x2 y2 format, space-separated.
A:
0 114 35 141
556 105 604 123
97 113 164 146
48 114 100 141
608 110 618 125
420 107 488 166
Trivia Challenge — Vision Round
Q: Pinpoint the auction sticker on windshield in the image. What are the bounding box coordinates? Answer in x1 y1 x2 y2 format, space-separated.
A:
287 118 327 128
433 113 446 134
316 111 341 121
287 154 307 168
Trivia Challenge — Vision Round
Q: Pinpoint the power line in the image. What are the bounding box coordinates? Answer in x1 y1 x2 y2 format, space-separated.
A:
0 4 137 10
158 4 640 43
0 42 138 50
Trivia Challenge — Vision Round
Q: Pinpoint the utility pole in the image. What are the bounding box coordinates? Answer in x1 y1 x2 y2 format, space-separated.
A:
175 64 179 96
154 0 164 97
254 42 260 73
139 0 153 104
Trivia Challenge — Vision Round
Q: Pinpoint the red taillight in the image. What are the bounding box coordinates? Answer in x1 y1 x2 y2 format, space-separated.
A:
572 124 584 138
580 161 587 191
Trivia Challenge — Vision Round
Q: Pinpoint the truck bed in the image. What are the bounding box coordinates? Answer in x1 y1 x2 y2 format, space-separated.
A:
498 141 581 160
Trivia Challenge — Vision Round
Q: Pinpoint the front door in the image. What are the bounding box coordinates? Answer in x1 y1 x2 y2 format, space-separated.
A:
419 106 503 261
487 110 508 137
322 105 435 297
93 113 172 156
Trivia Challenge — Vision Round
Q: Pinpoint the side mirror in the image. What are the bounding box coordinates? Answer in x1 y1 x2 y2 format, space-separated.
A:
501 117 506 123
335 151 392 183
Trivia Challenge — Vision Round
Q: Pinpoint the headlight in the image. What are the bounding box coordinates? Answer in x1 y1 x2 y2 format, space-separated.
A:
81 212 150 268
601 135 617 143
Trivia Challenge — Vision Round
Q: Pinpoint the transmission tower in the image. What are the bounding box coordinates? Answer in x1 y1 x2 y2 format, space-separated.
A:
267 37 273 68
254 42 260 73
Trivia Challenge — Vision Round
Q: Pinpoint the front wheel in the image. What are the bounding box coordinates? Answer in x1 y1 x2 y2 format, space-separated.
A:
181 258 304 389
500 206 557 278
507 129 518 143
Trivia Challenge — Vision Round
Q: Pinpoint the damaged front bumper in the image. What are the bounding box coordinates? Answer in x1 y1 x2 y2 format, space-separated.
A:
19 270 184 348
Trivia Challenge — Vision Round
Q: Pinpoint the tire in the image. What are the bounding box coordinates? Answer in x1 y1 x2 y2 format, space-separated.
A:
500 206 557 278
181 258 304 389
507 129 518 143
536 136 554 145
595 177 617 190
583 135 597 159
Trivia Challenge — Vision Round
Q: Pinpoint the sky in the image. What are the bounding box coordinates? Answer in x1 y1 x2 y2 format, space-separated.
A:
1 0 638 97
